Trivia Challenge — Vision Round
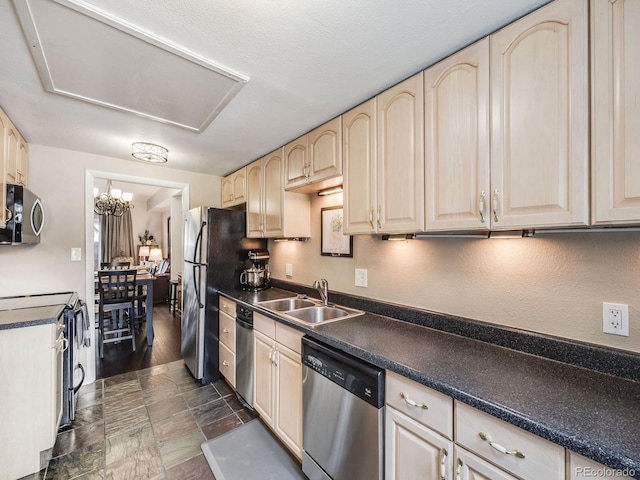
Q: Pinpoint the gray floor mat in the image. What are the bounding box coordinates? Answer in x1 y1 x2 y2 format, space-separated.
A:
201 419 307 480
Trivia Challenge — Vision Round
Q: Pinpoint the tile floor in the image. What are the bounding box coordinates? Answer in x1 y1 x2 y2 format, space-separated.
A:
30 360 256 479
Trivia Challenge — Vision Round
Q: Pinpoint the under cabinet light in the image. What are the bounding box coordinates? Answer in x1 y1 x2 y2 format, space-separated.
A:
381 234 414 241
317 186 343 196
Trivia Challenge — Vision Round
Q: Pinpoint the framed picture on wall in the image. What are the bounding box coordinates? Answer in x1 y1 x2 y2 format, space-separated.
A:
321 206 353 257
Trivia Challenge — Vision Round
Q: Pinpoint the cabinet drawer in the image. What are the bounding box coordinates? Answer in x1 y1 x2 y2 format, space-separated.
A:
455 401 565 480
275 322 303 354
219 311 236 352
219 342 236 388
386 370 453 439
220 298 236 318
255 312 276 338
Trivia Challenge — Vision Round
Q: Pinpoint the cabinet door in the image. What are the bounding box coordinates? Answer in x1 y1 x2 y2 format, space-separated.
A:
385 406 453 480
591 0 640 225
284 135 309 189
0 109 8 228
6 121 19 185
253 330 275 427
455 445 518 480
17 138 27 187
246 159 263 238
425 38 490 231
274 342 303 459
490 0 588 229
343 99 377 234
232 167 246 204
263 150 285 237
221 174 234 207
376 73 425 233
308 116 342 181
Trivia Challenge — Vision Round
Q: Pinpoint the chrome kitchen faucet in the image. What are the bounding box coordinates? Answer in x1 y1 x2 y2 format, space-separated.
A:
313 279 329 305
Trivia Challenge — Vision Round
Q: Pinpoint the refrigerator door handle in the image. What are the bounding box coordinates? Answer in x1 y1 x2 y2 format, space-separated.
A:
193 220 207 264
193 264 204 308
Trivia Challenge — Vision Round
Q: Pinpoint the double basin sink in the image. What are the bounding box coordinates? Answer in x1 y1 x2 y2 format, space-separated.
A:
257 296 364 326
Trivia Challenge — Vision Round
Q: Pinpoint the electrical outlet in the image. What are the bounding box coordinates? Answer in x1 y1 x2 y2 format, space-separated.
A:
603 302 629 336
355 269 368 287
285 263 293 277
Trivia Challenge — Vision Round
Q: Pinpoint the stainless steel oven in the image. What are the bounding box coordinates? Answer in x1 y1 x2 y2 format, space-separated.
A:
302 336 385 480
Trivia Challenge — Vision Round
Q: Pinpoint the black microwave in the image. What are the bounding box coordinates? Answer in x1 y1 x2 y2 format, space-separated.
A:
0 184 44 245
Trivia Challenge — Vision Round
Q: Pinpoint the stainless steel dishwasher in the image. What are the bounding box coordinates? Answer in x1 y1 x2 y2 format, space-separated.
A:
235 305 254 408
301 336 384 480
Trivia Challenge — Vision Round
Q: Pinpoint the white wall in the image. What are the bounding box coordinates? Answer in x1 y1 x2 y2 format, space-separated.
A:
0 144 220 298
0 145 221 382
269 194 640 355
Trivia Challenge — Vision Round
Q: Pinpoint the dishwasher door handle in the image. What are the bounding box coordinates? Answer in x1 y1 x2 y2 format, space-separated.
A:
236 318 253 329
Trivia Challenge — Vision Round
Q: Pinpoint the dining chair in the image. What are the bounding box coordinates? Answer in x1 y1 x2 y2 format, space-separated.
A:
100 261 131 270
96 269 137 358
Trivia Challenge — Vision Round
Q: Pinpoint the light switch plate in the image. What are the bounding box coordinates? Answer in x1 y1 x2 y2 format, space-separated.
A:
71 248 82 262
355 268 368 287
285 263 293 277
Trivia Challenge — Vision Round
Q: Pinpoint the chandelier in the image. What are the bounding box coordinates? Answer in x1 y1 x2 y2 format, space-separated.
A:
94 180 134 217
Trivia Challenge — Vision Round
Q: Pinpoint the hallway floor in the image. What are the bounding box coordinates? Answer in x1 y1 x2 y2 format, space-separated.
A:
21 304 256 479
35 360 256 479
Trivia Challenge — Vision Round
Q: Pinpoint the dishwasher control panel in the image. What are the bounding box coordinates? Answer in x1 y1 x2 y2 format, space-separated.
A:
302 336 384 408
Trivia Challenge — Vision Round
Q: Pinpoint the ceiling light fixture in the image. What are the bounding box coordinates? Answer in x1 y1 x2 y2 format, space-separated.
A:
131 142 169 163
94 180 133 217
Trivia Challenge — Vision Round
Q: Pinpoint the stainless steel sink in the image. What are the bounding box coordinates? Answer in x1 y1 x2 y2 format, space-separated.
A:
258 297 318 312
258 296 364 326
282 305 364 326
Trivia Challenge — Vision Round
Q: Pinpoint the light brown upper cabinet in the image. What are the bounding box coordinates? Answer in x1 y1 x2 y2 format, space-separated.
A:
345 74 424 234
375 73 425 233
283 135 308 190
221 166 246 208
246 148 310 239
285 117 343 193
591 0 640 225
343 99 377 234
425 38 490 232
0 109 8 229
490 0 589 230
1 106 28 229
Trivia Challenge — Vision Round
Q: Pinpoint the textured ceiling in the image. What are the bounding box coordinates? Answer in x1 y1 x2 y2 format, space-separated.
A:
0 0 551 177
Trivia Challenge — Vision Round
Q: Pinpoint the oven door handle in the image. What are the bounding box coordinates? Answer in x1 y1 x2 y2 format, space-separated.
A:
73 363 85 394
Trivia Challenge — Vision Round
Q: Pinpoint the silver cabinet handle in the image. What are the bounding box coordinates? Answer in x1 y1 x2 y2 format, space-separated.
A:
222 328 229 333
273 348 278 367
479 432 525 458
222 360 229 367
492 189 500 222
440 448 448 480
377 205 382 229
268 347 274 363
455 457 463 480
400 392 428 410
479 191 486 224
4 207 12 223
369 208 374 228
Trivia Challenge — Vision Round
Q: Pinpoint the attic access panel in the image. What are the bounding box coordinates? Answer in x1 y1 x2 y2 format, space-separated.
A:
13 0 248 132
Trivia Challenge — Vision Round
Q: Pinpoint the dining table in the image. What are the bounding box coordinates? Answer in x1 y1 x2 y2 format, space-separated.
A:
94 271 155 346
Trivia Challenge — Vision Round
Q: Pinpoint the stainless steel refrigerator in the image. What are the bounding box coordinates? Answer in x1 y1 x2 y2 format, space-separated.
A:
182 207 266 383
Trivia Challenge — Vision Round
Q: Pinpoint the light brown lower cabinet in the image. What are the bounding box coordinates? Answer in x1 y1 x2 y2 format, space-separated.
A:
253 313 303 459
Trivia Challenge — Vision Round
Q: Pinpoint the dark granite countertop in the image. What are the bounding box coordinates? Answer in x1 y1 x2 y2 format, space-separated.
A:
0 292 75 330
220 287 640 478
